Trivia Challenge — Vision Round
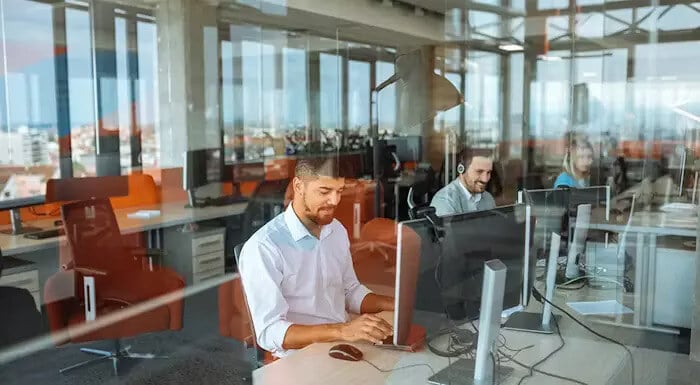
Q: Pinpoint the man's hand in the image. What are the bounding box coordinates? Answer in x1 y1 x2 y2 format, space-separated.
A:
339 314 393 344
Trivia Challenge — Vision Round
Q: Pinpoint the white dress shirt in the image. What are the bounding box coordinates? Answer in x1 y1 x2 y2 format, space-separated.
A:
458 179 482 205
238 204 371 358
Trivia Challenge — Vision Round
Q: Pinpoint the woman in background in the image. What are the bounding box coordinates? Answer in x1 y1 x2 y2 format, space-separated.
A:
554 134 594 188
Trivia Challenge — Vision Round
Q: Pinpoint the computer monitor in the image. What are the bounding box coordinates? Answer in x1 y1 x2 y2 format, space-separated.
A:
0 167 56 234
231 161 265 182
386 136 422 163
183 148 224 207
403 204 532 323
183 148 224 191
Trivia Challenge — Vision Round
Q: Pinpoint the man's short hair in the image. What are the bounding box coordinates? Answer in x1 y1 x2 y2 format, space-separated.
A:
294 157 342 180
458 147 494 169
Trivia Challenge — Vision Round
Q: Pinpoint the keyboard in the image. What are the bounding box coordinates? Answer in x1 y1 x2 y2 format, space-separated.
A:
205 195 248 206
24 228 65 240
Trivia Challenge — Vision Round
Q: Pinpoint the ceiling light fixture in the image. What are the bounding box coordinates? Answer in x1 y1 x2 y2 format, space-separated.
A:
498 44 523 52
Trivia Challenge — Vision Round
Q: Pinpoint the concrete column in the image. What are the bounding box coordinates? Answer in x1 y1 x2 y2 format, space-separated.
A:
155 0 220 168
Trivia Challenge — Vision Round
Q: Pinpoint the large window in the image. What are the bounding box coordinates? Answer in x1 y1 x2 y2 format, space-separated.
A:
320 53 342 131
348 60 370 134
283 46 308 132
137 18 158 168
375 60 396 133
65 6 96 177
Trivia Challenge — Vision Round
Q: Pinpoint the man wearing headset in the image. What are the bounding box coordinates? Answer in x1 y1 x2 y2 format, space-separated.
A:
430 149 495 216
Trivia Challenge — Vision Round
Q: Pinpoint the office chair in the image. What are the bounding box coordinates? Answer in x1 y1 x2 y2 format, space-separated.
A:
242 179 291 240
44 198 185 376
218 243 271 381
407 165 435 220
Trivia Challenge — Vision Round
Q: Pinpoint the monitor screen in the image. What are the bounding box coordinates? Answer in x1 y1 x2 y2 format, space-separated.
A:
408 205 532 322
183 148 224 190
0 167 57 210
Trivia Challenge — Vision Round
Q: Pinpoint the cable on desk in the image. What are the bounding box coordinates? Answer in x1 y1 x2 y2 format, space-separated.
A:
531 286 635 385
513 312 567 385
497 334 533 364
497 348 588 385
426 327 476 358
361 358 435 375
557 275 624 289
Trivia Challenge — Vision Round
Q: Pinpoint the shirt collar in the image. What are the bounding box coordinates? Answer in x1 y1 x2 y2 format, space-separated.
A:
284 204 334 242
458 179 482 203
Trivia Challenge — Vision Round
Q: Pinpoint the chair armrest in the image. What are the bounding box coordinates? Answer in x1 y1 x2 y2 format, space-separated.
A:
74 267 108 276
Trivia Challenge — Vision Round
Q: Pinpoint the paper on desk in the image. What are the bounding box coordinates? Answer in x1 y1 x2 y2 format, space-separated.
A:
566 300 633 316
127 210 161 219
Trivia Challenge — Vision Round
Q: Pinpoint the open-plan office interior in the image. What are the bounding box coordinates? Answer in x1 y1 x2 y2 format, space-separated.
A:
1 0 700 384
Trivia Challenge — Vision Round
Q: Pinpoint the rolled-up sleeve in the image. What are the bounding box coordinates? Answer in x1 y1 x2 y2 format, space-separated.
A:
342 251 371 314
238 239 293 354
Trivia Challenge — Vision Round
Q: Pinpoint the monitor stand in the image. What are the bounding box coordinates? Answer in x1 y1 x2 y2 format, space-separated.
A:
428 358 513 385
503 232 562 334
0 208 42 235
429 259 513 385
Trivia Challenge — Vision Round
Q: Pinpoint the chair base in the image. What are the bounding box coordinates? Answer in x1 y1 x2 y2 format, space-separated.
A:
60 340 168 376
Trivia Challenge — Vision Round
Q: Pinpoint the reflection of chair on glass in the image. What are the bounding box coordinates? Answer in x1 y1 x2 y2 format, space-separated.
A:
350 218 398 288
0 248 43 349
218 243 268 380
241 179 291 240
44 199 185 376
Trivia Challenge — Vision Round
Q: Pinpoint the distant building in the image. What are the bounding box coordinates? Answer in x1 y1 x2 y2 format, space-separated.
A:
0 127 50 166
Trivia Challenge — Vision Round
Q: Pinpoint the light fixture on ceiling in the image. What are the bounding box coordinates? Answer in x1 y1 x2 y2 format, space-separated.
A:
498 43 523 52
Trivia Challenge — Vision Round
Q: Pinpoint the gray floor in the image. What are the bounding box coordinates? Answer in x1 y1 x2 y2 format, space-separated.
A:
1 287 251 385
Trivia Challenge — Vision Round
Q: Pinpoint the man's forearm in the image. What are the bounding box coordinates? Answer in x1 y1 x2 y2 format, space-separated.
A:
281 323 342 350
360 293 394 314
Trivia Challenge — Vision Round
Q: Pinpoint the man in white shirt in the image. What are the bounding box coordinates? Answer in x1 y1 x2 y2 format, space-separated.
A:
430 149 496 216
239 157 394 358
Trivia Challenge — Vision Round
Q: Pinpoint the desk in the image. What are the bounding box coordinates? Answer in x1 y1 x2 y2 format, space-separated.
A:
0 201 248 256
253 311 634 385
585 207 697 332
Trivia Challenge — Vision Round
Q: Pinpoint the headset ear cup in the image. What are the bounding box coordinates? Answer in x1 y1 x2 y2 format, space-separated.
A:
457 163 465 175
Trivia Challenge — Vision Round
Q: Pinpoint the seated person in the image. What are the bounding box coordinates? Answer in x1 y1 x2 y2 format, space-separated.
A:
239 158 394 358
430 149 496 216
554 134 593 188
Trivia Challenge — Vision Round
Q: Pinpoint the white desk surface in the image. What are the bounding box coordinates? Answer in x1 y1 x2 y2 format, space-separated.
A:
0 201 248 256
253 310 635 385
587 207 697 237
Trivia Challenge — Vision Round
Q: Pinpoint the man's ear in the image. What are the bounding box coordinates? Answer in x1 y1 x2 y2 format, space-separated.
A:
293 177 304 196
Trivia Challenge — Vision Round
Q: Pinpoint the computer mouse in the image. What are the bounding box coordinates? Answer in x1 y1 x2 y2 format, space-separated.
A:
328 344 363 362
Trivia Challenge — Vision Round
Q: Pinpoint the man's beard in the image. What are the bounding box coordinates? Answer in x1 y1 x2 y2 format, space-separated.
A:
302 196 336 226
466 179 487 193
